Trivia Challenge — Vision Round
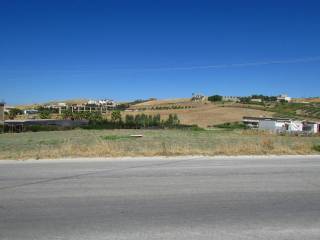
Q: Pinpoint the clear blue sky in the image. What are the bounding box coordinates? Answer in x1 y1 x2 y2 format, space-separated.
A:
1 0 320 104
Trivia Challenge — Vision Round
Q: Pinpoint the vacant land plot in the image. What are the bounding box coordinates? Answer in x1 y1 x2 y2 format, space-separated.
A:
128 102 272 128
0 129 319 160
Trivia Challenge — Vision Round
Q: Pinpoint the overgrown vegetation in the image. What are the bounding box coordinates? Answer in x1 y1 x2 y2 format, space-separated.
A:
102 135 132 141
313 144 320 152
213 122 249 130
37 106 59 114
25 125 74 132
271 102 320 119
239 95 277 104
84 112 182 130
1 129 319 159
38 109 52 119
61 110 103 122
8 108 23 119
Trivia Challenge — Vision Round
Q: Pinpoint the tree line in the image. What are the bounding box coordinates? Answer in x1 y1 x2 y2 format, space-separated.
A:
61 110 181 129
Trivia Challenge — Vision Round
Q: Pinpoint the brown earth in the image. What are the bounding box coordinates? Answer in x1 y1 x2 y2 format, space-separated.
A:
127 100 272 128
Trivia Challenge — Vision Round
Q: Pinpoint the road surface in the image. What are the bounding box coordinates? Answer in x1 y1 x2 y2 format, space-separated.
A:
1 156 320 240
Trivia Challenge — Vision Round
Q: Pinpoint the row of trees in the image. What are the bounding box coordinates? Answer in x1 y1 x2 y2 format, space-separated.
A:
250 95 277 102
208 94 279 103
61 110 181 129
239 95 278 103
137 105 194 111
61 109 103 121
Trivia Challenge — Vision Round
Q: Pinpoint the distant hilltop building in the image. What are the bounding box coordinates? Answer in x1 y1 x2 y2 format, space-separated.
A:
44 99 118 114
250 98 262 103
222 96 240 102
86 99 117 107
277 94 292 102
191 93 207 102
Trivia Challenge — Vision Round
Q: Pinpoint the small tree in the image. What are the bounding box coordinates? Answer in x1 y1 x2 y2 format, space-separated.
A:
111 111 122 127
153 114 161 127
208 95 223 102
165 114 180 127
39 110 51 119
239 97 251 104
61 109 74 120
88 112 103 122
125 115 135 128
8 108 23 119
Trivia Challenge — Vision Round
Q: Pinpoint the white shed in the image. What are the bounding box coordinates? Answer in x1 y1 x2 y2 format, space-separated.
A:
259 119 289 132
259 119 304 133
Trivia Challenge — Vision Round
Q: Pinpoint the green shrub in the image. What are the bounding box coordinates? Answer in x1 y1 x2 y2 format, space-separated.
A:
313 144 320 152
214 122 248 130
208 95 223 102
39 110 51 119
25 125 74 132
102 135 132 141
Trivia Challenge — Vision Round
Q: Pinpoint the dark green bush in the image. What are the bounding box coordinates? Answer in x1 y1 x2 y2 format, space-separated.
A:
208 95 223 102
25 125 74 132
313 144 320 152
214 122 248 130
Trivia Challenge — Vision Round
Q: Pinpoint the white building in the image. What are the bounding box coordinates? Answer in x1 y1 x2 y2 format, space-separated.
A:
87 99 116 107
3 105 15 114
243 116 318 134
222 96 240 102
277 94 292 102
23 109 38 115
251 98 262 103
258 118 296 132
191 93 207 102
57 102 67 107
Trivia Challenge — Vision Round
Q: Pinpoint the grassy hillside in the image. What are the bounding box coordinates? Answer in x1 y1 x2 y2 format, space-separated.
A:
271 102 320 119
237 102 320 120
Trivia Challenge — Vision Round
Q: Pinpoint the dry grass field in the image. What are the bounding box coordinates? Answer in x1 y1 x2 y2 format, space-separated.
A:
0 129 319 160
292 98 320 103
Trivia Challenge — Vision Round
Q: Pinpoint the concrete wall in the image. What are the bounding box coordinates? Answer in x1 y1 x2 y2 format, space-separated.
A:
289 121 303 132
5 119 89 127
259 120 289 132
259 120 277 131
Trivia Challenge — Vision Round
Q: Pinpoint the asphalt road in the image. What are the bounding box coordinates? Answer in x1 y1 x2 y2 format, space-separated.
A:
1 156 320 240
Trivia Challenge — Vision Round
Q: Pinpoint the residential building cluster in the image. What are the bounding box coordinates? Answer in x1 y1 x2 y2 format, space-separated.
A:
42 99 118 114
243 116 319 134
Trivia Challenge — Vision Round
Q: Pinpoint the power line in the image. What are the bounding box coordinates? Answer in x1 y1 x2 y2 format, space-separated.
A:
0 56 320 73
